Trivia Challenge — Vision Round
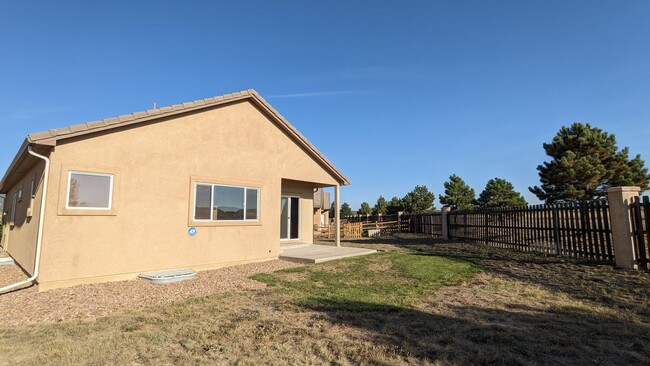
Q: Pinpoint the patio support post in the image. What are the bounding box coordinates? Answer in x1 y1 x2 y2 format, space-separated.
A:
606 186 640 270
335 184 341 247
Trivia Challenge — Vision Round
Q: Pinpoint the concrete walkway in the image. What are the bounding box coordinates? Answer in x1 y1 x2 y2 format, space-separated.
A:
279 244 377 264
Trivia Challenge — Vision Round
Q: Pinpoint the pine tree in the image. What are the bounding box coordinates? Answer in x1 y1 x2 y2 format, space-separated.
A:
386 196 404 215
477 178 527 208
402 185 435 213
529 123 650 203
340 202 353 218
439 174 476 210
358 202 371 215
372 196 388 215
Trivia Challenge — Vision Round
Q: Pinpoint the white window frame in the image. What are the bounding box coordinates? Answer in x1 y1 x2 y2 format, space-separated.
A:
193 182 260 222
65 171 114 210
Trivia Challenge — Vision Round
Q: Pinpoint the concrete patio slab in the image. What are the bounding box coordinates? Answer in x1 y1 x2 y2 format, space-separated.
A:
279 244 377 264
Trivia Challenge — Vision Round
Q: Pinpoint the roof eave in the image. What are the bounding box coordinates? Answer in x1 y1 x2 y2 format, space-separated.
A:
19 89 350 187
0 139 30 193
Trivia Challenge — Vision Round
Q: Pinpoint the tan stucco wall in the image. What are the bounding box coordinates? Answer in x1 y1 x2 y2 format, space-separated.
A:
2 161 46 275
33 100 339 288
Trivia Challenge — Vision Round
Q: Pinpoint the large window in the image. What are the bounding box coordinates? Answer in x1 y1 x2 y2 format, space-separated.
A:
194 183 259 221
66 171 114 210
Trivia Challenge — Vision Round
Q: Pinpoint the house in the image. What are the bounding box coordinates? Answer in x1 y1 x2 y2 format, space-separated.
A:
313 188 331 227
0 90 348 291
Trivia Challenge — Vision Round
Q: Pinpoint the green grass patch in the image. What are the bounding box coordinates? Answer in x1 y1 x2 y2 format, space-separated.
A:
251 250 481 311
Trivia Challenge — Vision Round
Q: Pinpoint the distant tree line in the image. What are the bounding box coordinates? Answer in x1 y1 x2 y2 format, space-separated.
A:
337 122 650 217
343 176 529 217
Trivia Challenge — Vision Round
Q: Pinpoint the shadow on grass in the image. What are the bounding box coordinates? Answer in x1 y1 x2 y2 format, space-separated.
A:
333 236 650 316
420 244 650 317
303 298 649 365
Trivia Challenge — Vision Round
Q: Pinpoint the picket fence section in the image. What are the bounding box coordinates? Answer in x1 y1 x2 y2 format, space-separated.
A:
340 197 650 269
447 201 614 262
403 213 443 237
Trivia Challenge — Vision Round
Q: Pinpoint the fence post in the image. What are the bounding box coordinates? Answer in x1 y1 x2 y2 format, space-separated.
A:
397 212 402 233
483 209 488 244
441 206 451 240
606 186 640 269
552 205 561 255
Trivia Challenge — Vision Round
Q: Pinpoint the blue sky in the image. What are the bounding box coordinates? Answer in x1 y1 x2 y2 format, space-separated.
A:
1 1 649 210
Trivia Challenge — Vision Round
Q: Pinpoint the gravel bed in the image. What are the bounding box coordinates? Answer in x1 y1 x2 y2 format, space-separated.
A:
0 259 302 327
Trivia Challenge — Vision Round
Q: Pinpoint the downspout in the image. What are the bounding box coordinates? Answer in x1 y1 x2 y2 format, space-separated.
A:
0 145 49 294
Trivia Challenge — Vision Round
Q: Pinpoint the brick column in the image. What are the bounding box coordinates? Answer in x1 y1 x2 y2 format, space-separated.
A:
606 186 640 270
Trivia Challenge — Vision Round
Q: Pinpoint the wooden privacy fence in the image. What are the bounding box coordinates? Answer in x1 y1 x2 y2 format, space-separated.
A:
338 191 649 269
630 196 650 270
325 217 411 239
403 213 443 237
447 201 614 262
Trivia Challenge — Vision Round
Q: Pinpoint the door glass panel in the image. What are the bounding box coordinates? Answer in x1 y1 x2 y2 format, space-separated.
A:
280 197 289 239
290 197 300 239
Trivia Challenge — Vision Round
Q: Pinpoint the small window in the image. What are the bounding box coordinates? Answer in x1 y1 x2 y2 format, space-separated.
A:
17 186 23 202
10 192 17 224
28 176 36 211
66 171 114 210
30 177 36 199
193 183 259 222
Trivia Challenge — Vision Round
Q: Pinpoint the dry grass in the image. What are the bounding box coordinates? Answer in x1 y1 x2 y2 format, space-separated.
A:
1 236 649 365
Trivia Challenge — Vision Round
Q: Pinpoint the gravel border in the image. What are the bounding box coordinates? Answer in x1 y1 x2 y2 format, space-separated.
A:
0 259 302 327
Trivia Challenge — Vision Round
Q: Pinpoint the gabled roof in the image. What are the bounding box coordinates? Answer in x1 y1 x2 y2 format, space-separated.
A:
0 89 349 192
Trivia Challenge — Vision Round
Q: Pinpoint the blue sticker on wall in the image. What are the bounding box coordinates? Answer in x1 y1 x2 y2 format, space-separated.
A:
188 227 197 237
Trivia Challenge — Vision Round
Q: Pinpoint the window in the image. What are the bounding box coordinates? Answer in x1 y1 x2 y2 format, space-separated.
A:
30 177 35 199
17 186 23 202
66 171 114 210
10 192 17 224
194 183 259 221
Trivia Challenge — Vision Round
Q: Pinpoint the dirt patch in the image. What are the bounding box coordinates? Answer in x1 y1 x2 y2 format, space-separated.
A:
0 259 302 327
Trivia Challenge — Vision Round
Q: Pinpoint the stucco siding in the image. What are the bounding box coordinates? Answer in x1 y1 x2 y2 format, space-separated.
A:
35 100 337 287
2 161 46 275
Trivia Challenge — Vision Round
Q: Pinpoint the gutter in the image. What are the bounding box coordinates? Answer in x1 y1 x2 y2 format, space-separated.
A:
0 145 49 294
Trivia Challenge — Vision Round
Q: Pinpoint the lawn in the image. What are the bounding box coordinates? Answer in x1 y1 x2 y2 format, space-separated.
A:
1 237 648 365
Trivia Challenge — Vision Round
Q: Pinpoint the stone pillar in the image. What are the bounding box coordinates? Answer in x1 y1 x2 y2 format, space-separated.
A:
606 186 640 270
441 206 451 240
335 184 341 247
